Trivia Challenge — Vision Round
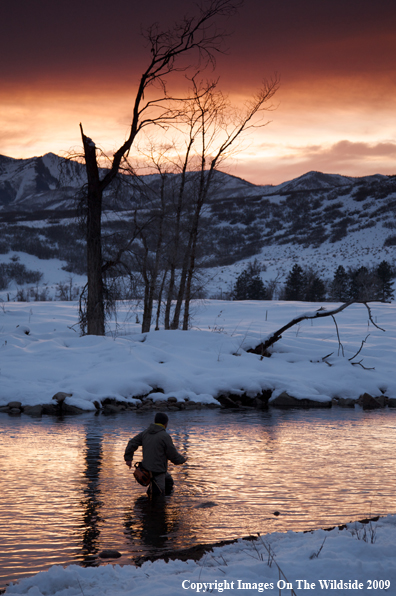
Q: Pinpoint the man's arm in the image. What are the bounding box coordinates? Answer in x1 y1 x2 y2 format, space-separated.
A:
165 435 188 465
124 432 143 467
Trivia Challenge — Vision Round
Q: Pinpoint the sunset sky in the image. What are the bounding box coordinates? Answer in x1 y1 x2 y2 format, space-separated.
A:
1 0 396 184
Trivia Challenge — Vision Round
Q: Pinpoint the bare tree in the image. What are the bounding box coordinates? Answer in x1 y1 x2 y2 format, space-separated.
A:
170 75 280 329
124 75 279 332
79 0 240 335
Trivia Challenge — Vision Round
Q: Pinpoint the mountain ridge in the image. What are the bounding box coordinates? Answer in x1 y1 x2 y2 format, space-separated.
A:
0 152 394 212
0 152 395 299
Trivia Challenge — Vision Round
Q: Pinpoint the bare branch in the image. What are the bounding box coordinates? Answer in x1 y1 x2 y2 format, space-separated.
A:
363 302 386 332
351 360 375 370
349 334 370 362
249 301 384 358
321 352 334 366
87 0 241 193
331 314 344 357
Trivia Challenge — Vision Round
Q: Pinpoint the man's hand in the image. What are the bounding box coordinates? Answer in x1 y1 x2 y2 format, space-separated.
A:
125 460 132 468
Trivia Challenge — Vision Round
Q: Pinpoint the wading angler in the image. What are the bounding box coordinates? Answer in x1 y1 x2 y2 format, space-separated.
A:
124 412 187 497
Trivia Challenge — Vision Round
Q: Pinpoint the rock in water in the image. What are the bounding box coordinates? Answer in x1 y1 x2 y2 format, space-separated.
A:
23 405 43 417
98 549 122 559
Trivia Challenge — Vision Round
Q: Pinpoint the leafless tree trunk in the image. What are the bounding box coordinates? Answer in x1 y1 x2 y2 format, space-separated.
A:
155 269 168 330
140 173 168 333
164 139 195 330
79 0 240 335
81 128 105 335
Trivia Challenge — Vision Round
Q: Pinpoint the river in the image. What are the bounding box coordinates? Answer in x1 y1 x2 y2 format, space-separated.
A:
1 407 396 590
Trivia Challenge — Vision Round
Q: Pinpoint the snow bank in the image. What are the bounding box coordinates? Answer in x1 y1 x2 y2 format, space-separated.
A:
0 300 395 411
5 515 396 595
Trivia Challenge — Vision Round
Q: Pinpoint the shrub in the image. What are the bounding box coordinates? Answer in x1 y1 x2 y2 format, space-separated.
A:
0 262 42 289
384 235 396 247
0 240 10 254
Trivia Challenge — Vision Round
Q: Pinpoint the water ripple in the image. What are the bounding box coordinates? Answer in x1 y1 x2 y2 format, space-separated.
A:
1 408 396 589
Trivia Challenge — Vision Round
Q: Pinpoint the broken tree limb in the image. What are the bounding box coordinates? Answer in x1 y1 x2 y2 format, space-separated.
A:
349 334 370 361
249 301 385 359
331 314 344 357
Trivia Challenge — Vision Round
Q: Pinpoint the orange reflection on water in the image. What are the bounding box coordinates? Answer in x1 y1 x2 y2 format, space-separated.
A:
2 408 396 591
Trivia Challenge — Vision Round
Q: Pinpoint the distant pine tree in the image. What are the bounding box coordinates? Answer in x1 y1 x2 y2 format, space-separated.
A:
284 264 305 301
233 260 268 300
330 265 350 302
376 260 394 302
348 266 375 301
304 274 326 302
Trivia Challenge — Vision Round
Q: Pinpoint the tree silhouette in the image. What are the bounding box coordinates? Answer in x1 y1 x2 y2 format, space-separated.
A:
376 260 394 302
284 264 304 301
233 260 267 300
330 265 350 302
79 0 241 335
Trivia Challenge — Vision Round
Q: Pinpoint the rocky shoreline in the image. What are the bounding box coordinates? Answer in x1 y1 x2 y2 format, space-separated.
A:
1 389 395 417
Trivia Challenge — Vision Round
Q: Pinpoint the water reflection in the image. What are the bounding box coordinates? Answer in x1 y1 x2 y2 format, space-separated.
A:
2 408 396 591
79 425 103 563
124 496 180 551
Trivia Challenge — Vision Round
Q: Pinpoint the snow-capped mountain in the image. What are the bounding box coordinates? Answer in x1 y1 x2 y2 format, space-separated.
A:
0 152 395 298
0 153 86 211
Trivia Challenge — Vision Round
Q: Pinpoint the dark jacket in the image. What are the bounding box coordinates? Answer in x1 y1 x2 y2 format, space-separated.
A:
124 423 186 474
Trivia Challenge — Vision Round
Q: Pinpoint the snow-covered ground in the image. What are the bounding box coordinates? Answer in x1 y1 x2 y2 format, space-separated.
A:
0 299 395 410
5 515 396 595
0 252 86 302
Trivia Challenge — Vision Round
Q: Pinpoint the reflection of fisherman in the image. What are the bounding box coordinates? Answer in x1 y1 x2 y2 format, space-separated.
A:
124 413 187 496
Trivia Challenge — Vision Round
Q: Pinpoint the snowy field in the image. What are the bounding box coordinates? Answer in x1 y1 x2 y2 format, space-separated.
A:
0 299 395 410
4 515 396 595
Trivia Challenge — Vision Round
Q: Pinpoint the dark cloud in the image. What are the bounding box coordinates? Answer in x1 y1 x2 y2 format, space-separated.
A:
1 0 395 86
1 0 395 180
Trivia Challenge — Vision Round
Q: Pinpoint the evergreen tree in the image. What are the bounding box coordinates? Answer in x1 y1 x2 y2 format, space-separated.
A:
330 265 350 302
376 260 394 302
233 260 267 300
304 273 326 302
284 264 305 301
349 266 373 301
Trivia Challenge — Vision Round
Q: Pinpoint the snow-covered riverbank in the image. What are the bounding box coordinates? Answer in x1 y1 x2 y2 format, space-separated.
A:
5 515 396 595
0 300 395 412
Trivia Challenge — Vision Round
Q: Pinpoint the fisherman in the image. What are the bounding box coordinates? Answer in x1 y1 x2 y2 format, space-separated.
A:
124 412 187 496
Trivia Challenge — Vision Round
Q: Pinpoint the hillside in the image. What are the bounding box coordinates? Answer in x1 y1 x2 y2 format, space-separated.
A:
0 152 395 299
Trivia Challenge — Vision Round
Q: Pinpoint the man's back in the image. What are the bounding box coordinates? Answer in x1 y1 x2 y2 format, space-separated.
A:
125 422 186 474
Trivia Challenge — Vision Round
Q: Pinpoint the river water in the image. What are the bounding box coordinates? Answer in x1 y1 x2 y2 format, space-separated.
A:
1 407 396 590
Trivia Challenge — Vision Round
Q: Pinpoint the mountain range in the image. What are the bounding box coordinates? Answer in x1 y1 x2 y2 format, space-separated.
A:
0 152 395 298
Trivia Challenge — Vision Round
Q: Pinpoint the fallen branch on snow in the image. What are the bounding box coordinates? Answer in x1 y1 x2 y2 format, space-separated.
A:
249 301 385 360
